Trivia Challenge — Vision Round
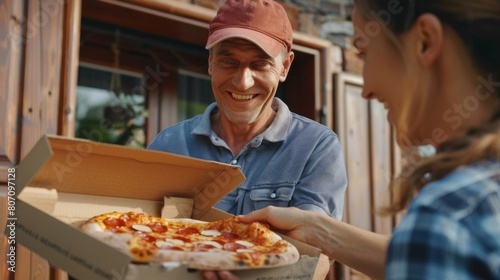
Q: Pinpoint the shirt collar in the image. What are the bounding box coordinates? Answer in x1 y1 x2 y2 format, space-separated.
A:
192 97 291 143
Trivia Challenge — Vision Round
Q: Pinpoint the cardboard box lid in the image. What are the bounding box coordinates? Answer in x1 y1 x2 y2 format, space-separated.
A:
11 135 321 280
17 135 246 218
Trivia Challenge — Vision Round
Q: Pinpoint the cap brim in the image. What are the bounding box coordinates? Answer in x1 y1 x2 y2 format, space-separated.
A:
206 27 283 57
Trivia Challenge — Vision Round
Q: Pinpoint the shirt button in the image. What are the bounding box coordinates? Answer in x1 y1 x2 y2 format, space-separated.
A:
230 159 238 165
270 192 277 199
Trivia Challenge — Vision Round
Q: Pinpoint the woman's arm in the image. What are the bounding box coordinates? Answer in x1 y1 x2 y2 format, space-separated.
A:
240 206 389 280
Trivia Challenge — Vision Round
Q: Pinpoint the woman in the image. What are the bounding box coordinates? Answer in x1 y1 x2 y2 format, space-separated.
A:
203 0 500 279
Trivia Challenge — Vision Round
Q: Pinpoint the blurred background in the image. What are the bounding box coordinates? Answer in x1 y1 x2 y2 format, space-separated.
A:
0 1 415 279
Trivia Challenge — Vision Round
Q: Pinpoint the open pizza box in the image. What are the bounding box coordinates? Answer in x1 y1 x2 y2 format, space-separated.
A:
7 135 321 280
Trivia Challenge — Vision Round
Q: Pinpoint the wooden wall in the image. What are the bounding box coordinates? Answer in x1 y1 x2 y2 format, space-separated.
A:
1 0 81 279
334 73 401 280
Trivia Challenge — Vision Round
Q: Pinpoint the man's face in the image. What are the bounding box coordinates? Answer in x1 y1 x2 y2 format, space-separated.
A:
208 38 293 125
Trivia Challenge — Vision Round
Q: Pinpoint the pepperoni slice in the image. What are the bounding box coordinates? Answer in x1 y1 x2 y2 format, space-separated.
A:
147 222 168 233
176 227 200 235
249 251 264 265
223 242 247 252
118 213 130 223
213 239 226 246
173 235 191 243
134 231 157 242
194 243 218 252
222 232 240 239
103 217 126 229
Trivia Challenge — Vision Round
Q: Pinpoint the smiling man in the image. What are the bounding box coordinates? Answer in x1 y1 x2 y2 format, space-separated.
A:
148 0 347 221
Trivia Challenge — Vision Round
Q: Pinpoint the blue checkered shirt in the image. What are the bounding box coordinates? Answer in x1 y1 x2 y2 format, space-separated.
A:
386 160 500 279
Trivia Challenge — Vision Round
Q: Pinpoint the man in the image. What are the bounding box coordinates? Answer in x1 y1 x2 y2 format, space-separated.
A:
148 0 347 220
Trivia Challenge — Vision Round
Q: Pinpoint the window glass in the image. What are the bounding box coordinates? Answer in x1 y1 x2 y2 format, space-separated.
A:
75 64 147 148
177 70 214 120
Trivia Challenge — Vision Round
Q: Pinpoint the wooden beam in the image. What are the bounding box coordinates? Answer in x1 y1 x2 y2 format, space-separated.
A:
59 0 82 138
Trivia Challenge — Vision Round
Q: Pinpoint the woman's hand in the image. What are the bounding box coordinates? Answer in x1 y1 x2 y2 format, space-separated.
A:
238 206 315 244
201 207 318 280
202 270 240 280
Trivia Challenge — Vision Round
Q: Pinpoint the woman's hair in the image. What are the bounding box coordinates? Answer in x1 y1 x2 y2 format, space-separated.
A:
356 0 500 213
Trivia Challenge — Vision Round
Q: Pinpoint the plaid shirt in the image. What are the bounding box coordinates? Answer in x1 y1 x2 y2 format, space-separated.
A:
387 160 500 280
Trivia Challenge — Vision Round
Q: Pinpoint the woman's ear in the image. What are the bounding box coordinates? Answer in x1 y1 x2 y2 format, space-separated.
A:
414 13 443 67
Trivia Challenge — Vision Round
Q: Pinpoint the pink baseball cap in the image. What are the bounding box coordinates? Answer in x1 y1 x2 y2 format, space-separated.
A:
206 0 293 57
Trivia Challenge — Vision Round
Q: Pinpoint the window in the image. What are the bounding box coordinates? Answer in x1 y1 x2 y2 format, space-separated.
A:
76 64 147 148
77 16 210 146
177 70 214 120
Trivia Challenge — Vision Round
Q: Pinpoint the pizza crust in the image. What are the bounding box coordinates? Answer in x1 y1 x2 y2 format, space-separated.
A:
185 241 300 270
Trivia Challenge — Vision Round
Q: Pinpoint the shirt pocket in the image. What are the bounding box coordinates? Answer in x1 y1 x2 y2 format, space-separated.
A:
249 184 295 209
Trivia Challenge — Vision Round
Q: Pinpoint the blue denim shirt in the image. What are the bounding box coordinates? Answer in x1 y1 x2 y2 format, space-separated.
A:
148 98 347 219
387 160 500 279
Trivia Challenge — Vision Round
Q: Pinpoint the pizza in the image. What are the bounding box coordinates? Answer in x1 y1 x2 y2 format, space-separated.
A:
79 211 300 270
